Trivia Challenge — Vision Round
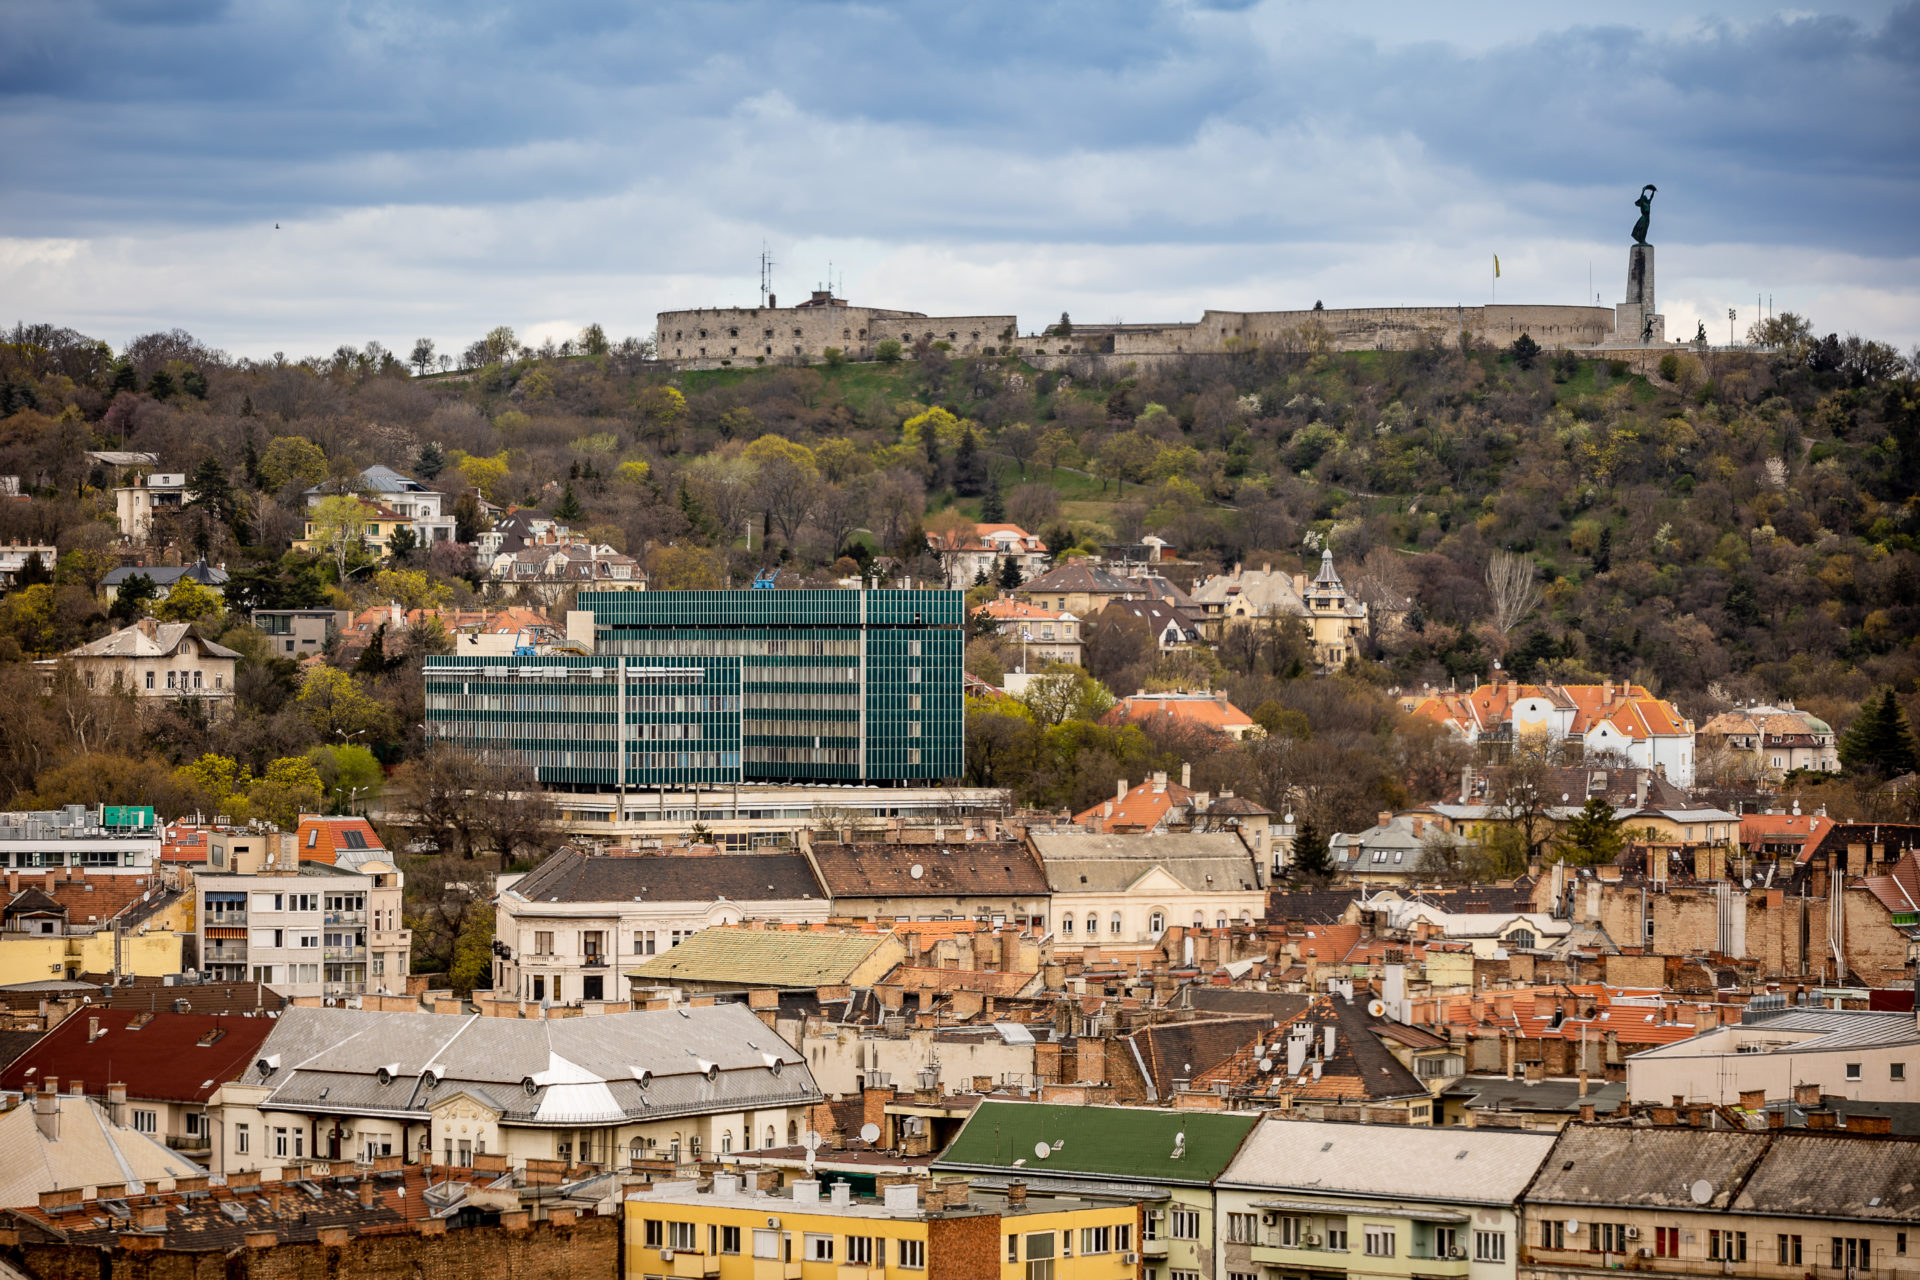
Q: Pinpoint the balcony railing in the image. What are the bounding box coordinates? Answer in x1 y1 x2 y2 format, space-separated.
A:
204 912 248 926
324 981 367 997
582 954 608 968
324 947 366 962
325 910 367 925
165 1134 212 1155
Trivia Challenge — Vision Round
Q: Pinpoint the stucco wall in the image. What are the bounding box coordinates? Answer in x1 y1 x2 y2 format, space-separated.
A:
657 305 1016 369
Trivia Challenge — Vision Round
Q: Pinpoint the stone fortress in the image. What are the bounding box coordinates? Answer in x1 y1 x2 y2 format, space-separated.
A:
655 189 1671 371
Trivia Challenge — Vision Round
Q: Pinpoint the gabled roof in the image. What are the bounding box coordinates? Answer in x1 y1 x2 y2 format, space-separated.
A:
0 1009 274 1104
1101 597 1202 639
509 848 823 904
935 1101 1259 1185
1072 776 1198 831
1526 1125 1771 1209
1189 566 1307 616
1221 1118 1553 1202
1128 1017 1270 1098
294 815 385 866
3 887 66 920
66 620 239 661
0 1093 204 1211
1019 561 1133 595
807 840 1048 897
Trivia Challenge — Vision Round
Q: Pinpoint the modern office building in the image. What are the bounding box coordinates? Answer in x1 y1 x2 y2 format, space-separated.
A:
423 589 965 789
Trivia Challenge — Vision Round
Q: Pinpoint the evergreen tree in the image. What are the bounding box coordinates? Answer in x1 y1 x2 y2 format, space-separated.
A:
923 426 943 487
415 440 446 479
15 549 52 588
553 481 584 522
180 368 209 399
980 476 1005 522
1289 817 1334 881
109 359 138 396
1839 689 1920 779
109 573 158 624
997 556 1023 591
187 457 237 526
1594 525 1612 573
147 370 176 400
385 524 418 564
1556 795 1625 867
954 426 986 496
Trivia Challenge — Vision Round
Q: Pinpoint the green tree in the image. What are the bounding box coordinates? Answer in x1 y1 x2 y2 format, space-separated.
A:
306 743 384 812
245 756 327 829
954 427 986 496
1593 525 1612 573
1556 794 1626 866
187 456 238 528
108 572 158 624
147 370 176 400
414 440 446 479
258 435 329 493
1839 690 1920 779
997 555 1023 591
383 523 418 563
553 480 584 521
296 665 389 742
109 359 138 396
180 368 209 399
1510 332 1542 370
821 346 846 368
875 339 903 363
150 577 224 624
579 323 610 356
1289 816 1334 881
308 494 371 580
980 478 1005 523
448 901 496 995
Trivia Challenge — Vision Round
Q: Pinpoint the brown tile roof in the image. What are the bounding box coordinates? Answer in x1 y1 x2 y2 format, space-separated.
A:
807 841 1048 897
879 966 1037 998
0 1008 275 1104
1127 1017 1269 1099
1019 562 1132 595
1072 777 1197 831
510 847 823 903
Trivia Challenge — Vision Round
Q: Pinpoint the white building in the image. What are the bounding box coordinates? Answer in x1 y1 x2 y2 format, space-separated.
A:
928 523 1049 589
1215 1118 1554 1280
306 464 456 545
0 805 163 876
494 847 829 1004
1028 831 1266 950
113 472 191 544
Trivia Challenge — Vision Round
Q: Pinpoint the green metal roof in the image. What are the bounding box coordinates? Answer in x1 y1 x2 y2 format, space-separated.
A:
934 1101 1260 1185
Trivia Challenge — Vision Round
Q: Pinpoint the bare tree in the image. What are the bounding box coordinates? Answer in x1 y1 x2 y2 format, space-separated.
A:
754 455 821 548
1485 549 1543 635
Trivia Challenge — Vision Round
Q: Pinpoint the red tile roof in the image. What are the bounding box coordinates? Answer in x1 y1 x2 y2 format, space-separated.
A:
293 815 386 865
1103 693 1254 734
0 1008 275 1104
1073 776 1197 830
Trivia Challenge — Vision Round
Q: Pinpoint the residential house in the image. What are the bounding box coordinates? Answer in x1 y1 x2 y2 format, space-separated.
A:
1103 691 1260 742
194 841 409 998
490 542 646 603
935 1101 1262 1280
1516 1124 1920 1280
113 472 191 543
292 495 415 560
1100 597 1203 651
1016 561 1139 618
974 598 1084 670
1697 703 1841 778
473 507 571 572
1405 676 1696 788
1215 1119 1554 1280
0 1084 203 1208
100 560 228 604
305 464 457 545
0 543 56 589
220 1002 821 1170
494 848 828 1004
0 1009 275 1165
57 619 237 708
1029 832 1266 950
251 607 349 657
929 522 1050 588
803 838 1051 929
1188 562 1307 640
1329 813 1473 885
624 1173 1140 1280
1623 1005 1920 1106
625 924 905 996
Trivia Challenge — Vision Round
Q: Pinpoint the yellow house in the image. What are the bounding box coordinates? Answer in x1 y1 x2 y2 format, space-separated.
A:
624 1172 1139 1280
292 496 413 560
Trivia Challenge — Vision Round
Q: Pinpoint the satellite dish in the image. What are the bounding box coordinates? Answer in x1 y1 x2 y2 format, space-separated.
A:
910 864 924 880
1367 999 1388 1018
1034 1142 1052 1160
1257 1058 1274 1073
1565 1219 1581 1234
802 1131 823 1152
860 1123 881 1144
1690 1180 1715 1205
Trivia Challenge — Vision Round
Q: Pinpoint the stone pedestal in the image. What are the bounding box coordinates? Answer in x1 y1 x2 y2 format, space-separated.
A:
1615 244 1664 344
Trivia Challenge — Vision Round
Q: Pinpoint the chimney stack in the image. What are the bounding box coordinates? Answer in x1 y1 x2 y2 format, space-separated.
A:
107 1082 128 1127
32 1084 58 1141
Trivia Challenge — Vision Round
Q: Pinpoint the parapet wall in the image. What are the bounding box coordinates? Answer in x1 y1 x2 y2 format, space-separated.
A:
1105 304 1617 358
657 305 1016 370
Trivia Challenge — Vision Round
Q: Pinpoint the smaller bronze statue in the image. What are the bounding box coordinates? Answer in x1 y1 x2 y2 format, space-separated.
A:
1632 184 1657 246
1695 320 1708 345
1642 314 1655 345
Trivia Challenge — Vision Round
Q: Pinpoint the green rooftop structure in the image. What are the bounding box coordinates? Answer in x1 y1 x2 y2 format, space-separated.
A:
423 588 964 790
936 1101 1261 1280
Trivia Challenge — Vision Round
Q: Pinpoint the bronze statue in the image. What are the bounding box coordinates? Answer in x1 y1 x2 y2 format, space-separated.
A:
1632 184 1657 246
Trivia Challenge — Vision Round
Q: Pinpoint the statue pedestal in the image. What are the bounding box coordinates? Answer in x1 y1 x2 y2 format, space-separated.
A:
1615 244 1664 344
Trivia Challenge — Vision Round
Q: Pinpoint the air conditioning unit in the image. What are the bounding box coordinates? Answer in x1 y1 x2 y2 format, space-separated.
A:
1262 1213 1278 1225
1303 1234 1322 1247
1637 1249 1652 1260
1449 1247 1466 1260
766 1217 780 1229
1625 1227 1640 1241
661 1250 674 1262
1122 1254 1138 1266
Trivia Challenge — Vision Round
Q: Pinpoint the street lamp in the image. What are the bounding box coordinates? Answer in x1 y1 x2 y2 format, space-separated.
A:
1728 308 1737 348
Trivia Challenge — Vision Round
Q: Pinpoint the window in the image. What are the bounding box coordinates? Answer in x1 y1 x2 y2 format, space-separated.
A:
1847 1062 1863 1080
272 1126 289 1158
1149 912 1165 934
720 1227 740 1255
1227 1214 1258 1244
1540 1221 1564 1250
753 1231 780 1260
847 1236 874 1266
645 1220 663 1249
806 1235 835 1262
1834 1237 1872 1270
1062 916 1074 935
1081 1227 1113 1255
1777 1235 1802 1265
132 1109 157 1133
1143 1212 1161 1242
1709 1230 1747 1262
1901 1232 1909 1256
1170 1272 1200 1280
1277 1217 1300 1247
145 671 155 690
534 931 554 955
235 1123 250 1154
1592 1223 1631 1254
897 1239 925 1269
1008 1235 1020 1263
1171 1210 1200 1240
1895 1063 1907 1081
1363 1227 1395 1257
1434 1227 1459 1259
636 931 656 954
667 1222 697 1251
1474 1231 1505 1263
1324 1224 1347 1252
1109 913 1122 935
1656 1227 1680 1258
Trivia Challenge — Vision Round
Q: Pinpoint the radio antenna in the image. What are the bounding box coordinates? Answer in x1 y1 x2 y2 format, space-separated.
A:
759 244 775 307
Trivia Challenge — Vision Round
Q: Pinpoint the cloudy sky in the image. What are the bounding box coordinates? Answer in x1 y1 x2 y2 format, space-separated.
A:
4 0 1917 360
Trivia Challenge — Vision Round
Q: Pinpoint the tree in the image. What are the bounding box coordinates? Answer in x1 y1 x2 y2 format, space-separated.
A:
1593 525 1612 574
822 346 846 368
180 368 209 399
258 436 329 494
371 567 451 612
1557 794 1626 866
295 665 389 742
454 450 511 501
578 323 610 356
954 427 987 496
1485 548 1543 635
1510 333 1541 370
415 440 446 479
305 743 383 812
997 555 1023 591
150 577 224 624
108 572 158 624
634 385 686 444
308 494 371 580
409 338 436 376
553 481 584 521
1289 816 1333 881
246 756 327 829
1839 690 1920 779
876 339 903 363
187 457 238 529
383 523 418 563
1056 312 1073 337
147 370 176 400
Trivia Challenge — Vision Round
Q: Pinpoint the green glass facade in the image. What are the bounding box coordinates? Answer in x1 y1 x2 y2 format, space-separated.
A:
423 589 963 789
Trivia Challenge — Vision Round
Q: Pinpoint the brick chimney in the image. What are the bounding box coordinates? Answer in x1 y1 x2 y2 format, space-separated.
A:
1005 1181 1027 1207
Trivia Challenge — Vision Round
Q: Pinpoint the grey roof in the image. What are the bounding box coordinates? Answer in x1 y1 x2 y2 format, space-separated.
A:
1737 1132 1920 1221
1189 567 1308 616
1028 832 1263 893
509 848 823 905
67 621 240 660
1637 1009 1920 1060
1020 562 1133 595
102 563 229 588
1445 1075 1628 1116
1524 1126 1771 1209
1220 1118 1555 1205
358 464 429 494
243 1003 818 1127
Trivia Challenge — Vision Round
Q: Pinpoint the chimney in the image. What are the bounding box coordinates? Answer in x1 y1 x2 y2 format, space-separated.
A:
1579 1102 1596 1123
33 1084 58 1141
1577 1069 1589 1098
1378 811 1393 829
1806 1109 1837 1130
1006 1181 1027 1207
1181 762 1191 790
108 1082 128 1127
1117 778 1129 802
1848 1114 1892 1135
358 1179 376 1207
1793 1082 1821 1107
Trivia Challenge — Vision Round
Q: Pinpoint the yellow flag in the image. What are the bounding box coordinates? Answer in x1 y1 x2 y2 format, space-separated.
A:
1494 254 1501 278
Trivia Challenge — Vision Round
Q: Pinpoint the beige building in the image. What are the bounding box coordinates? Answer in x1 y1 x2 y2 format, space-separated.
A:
60 619 238 708
974 598 1083 670
1625 1006 1920 1107
220 1003 821 1171
1189 551 1368 669
1696 703 1840 779
658 291 1015 369
1028 831 1266 950
0 1086 204 1209
113 472 190 544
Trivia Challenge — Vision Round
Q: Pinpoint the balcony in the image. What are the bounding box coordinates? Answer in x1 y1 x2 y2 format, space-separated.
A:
166 1134 213 1157
1140 1239 1169 1258
324 947 366 962
325 910 367 926
582 954 608 968
204 912 247 927
324 981 367 997
838 1266 884 1280
662 1251 721 1279
1406 1248 1471 1276
750 1259 804 1280
1251 1241 1349 1266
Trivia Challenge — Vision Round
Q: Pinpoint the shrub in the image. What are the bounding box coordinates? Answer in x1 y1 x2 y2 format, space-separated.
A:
876 339 902 363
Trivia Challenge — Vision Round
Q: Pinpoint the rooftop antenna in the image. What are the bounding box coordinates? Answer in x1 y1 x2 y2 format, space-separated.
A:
759 245 775 308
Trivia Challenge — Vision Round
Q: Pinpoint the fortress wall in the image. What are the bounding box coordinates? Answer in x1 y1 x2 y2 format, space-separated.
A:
1104 304 1616 357
657 305 1014 369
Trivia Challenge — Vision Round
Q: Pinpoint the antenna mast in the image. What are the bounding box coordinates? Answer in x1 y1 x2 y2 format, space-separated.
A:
759 244 775 308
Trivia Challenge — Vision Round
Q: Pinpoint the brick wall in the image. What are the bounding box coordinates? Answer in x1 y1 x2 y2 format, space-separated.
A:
7 1213 617 1280
927 1212 1002 1280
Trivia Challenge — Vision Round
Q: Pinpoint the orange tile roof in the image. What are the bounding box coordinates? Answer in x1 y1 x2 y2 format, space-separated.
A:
1104 693 1254 733
1408 681 1691 741
1072 776 1197 830
293 815 386 865
977 598 1073 622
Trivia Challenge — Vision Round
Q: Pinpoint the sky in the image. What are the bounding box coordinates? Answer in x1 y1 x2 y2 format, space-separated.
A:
3 0 1917 360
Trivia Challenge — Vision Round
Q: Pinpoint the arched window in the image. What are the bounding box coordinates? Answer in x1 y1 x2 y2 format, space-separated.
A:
787 1120 799 1146
721 1130 733 1154
1148 912 1164 934
1062 916 1075 935
767 1125 778 1149
629 1139 644 1168
1216 915 1227 930
1109 913 1122 935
